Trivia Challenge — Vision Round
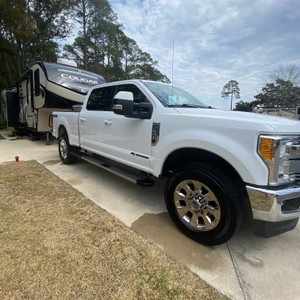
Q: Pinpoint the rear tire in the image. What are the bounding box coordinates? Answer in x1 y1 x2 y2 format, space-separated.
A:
58 134 78 164
164 162 242 245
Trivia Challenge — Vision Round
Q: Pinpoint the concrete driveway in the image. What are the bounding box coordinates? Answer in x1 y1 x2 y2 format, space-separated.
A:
1 131 299 300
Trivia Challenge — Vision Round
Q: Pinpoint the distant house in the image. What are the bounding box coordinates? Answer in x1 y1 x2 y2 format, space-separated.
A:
254 107 299 120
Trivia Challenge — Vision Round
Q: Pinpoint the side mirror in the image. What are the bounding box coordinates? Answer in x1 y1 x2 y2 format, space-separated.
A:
137 102 152 119
112 91 134 117
112 91 153 119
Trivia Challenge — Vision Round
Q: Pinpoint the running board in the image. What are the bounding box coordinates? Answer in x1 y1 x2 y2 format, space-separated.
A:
71 152 154 187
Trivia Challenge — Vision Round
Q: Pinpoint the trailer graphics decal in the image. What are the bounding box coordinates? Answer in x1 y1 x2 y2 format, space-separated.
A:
44 62 105 95
60 73 98 86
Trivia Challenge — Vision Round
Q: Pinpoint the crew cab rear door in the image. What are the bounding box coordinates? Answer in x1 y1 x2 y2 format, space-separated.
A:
79 83 154 173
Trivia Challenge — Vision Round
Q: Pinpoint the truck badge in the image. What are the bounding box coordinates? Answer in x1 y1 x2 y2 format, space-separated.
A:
152 123 160 146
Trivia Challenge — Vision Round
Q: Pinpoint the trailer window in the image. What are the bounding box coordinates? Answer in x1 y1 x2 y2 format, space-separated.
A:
86 86 115 111
34 69 40 96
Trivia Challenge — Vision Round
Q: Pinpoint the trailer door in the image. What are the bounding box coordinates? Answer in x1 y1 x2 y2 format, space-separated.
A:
5 91 19 127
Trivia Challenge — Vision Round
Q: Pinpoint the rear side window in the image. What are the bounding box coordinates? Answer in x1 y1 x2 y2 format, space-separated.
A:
86 86 115 111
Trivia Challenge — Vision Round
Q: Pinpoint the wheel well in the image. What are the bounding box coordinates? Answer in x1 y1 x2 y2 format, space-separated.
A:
162 148 242 184
162 148 253 220
58 125 67 138
161 148 253 236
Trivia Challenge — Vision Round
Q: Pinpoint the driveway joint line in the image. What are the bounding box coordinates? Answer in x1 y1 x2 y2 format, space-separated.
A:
226 242 247 300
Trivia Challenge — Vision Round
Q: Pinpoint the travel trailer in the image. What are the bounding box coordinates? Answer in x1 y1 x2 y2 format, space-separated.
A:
3 58 105 135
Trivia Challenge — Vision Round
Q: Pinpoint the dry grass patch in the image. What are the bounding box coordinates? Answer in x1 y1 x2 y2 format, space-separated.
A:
0 160 228 300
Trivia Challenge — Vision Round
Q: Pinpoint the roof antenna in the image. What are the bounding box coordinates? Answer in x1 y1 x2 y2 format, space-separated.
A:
171 39 175 85
171 39 175 99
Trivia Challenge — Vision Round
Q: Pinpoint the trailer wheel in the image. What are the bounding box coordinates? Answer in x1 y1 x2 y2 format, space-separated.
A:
164 162 242 245
58 134 77 164
14 125 28 137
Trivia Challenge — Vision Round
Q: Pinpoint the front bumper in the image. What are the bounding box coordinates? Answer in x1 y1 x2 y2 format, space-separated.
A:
246 184 300 237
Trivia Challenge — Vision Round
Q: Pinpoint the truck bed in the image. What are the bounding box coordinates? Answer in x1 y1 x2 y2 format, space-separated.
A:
52 111 81 147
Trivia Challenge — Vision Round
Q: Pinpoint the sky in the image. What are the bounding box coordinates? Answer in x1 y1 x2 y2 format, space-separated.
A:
109 0 300 109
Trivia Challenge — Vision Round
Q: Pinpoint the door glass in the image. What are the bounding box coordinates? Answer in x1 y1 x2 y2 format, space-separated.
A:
114 84 152 115
86 86 115 111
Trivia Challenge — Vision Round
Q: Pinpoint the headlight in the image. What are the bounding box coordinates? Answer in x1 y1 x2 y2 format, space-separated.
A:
258 135 295 185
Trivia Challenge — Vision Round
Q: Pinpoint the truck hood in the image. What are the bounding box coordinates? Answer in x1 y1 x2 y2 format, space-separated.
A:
174 108 300 135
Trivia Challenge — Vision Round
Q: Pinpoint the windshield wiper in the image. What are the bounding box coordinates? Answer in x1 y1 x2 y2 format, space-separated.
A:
167 104 204 108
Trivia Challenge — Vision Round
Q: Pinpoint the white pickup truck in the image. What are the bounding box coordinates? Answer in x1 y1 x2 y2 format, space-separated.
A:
52 79 300 245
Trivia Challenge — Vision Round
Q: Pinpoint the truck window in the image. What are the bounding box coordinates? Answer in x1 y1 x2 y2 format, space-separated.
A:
114 84 152 116
86 86 115 111
114 84 148 104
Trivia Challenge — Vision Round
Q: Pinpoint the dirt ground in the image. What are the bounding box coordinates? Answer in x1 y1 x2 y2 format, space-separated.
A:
0 160 228 299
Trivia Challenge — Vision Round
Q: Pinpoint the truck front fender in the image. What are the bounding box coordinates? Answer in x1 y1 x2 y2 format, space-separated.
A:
151 128 269 186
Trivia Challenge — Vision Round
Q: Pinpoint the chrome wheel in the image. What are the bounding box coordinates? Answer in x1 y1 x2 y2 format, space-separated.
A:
58 134 77 164
165 162 242 245
174 180 221 232
59 138 68 160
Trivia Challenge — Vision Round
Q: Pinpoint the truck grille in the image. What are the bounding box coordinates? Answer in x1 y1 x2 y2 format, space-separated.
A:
290 139 300 183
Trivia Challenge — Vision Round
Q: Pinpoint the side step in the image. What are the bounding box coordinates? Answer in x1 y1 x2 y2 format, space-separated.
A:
71 152 154 187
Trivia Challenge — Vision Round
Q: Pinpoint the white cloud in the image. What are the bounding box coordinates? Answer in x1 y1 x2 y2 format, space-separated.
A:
110 0 300 109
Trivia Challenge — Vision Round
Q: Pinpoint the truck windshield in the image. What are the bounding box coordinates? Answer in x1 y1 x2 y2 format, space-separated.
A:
43 62 106 95
143 81 209 108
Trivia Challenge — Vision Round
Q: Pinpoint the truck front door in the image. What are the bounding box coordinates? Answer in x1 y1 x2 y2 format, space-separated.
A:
79 83 154 173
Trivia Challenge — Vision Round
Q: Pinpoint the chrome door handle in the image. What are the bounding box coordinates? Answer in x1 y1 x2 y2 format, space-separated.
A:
104 120 112 126
79 117 86 122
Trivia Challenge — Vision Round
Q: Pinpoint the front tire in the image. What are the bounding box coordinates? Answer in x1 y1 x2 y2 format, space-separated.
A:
164 163 242 245
58 134 78 164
